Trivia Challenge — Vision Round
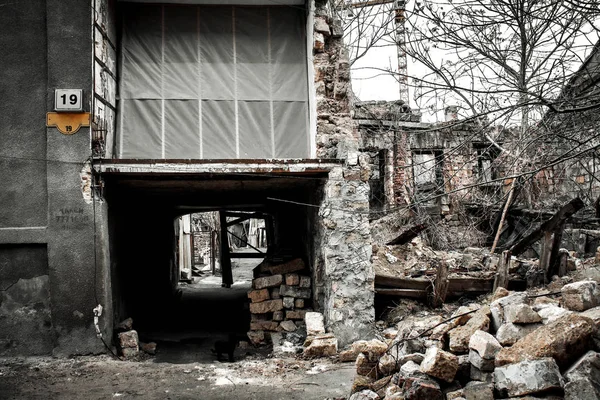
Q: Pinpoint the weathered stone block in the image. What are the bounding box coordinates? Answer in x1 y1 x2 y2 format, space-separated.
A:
140 342 157 355
247 330 265 345
253 274 283 290
470 366 494 383
352 339 388 361
348 390 378 400
420 347 459 382
494 358 563 397
562 280 600 311
279 320 297 332
490 292 528 330
351 375 373 394
495 322 541 346
356 352 378 378
285 273 300 286
378 354 398 376
264 258 305 275
249 299 283 314
469 349 494 372
504 303 542 324
537 305 571 324
247 288 270 303
468 330 501 359
283 296 295 309
563 350 600 400
305 312 325 336
280 285 311 299
250 320 279 331
463 381 494 400
270 287 281 299
299 275 311 288
118 330 139 349
314 16 330 36
286 310 307 320
294 298 304 308
115 317 133 332
448 306 490 353
272 310 284 321
495 314 596 369
403 376 443 400
304 334 337 357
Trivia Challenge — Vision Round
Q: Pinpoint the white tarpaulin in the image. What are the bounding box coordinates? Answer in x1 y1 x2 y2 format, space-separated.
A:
118 4 309 159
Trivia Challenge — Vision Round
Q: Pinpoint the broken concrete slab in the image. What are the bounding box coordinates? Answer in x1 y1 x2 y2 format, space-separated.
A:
494 358 563 397
495 314 596 368
419 346 459 382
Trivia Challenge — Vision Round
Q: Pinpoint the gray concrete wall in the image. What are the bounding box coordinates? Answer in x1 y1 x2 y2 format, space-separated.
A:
0 0 112 356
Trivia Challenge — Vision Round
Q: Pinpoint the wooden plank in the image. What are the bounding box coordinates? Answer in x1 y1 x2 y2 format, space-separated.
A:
538 231 553 278
230 252 267 259
386 224 427 245
431 260 449 307
375 288 428 299
547 220 566 280
374 274 430 290
219 211 233 288
493 250 511 292
449 277 494 293
510 197 585 255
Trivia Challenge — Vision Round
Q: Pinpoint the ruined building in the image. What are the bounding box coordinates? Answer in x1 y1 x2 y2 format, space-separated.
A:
0 0 376 356
1 0 598 357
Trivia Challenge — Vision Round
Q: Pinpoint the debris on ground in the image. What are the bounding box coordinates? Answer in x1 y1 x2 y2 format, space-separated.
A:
339 273 600 399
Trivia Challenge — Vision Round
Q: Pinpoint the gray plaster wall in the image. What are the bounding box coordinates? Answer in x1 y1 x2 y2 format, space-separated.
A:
0 0 112 356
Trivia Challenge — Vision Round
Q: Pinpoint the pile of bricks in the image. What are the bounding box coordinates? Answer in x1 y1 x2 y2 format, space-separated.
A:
247 258 312 344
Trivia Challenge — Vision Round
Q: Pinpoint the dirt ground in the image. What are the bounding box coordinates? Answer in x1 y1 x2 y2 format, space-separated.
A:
0 354 354 399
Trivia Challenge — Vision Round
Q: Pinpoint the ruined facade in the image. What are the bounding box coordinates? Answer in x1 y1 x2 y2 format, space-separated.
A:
0 0 375 356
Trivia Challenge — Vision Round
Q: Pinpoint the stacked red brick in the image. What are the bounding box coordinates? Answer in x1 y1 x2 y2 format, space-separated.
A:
247 258 312 342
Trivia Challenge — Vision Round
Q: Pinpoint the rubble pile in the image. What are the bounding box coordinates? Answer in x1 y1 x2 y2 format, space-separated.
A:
373 238 592 285
247 258 313 346
343 279 600 399
115 317 157 359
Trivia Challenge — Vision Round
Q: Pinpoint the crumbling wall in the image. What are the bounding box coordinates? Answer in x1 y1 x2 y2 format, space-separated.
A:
313 0 374 345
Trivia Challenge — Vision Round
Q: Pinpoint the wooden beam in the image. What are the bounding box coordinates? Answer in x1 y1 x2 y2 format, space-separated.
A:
219 211 233 288
374 288 428 299
547 220 566 280
510 197 585 255
493 250 511 292
374 274 430 290
431 260 449 307
229 253 267 259
386 224 427 245
226 212 262 227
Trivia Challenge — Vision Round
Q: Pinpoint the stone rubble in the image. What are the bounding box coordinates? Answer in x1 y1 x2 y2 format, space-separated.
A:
330 277 600 399
246 258 313 345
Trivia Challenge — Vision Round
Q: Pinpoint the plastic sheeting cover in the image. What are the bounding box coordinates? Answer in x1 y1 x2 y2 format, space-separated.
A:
118 4 309 159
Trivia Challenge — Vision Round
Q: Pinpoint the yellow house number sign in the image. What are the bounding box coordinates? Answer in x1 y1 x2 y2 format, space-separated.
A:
47 89 90 135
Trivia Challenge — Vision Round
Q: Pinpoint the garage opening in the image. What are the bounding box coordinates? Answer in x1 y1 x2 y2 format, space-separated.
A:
103 171 326 362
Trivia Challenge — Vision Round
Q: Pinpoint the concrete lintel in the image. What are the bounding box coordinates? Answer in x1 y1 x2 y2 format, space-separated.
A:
94 159 341 175
355 119 432 129
0 227 47 244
